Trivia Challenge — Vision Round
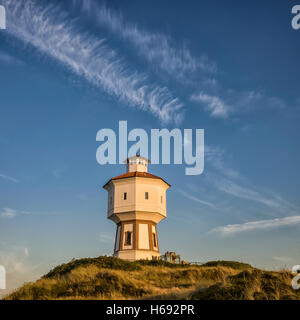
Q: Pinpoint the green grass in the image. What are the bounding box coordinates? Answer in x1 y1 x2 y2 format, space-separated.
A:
201 260 253 270
44 256 142 279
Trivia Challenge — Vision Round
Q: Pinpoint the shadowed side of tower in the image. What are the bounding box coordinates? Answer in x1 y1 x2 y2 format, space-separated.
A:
103 155 170 261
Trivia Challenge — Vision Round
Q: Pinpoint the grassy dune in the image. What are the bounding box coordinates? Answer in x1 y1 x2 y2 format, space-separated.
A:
4 256 300 300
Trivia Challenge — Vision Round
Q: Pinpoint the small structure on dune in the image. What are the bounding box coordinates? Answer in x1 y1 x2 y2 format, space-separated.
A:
162 251 186 264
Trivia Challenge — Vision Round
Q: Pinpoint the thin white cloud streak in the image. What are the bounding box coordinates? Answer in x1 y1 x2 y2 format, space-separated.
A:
215 177 296 214
1 207 31 219
0 173 19 183
74 1 289 120
1 208 17 218
272 256 293 263
209 215 300 236
190 89 287 119
4 0 183 123
178 189 216 209
0 51 24 65
204 144 296 215
205 145 241 179
190 92 230 118
74 0 216 82
233 90 286 111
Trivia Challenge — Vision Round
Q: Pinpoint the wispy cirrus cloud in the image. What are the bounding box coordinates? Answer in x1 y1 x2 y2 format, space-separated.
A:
205 145 241 179
233 90 286 111
1 208 17 218
205 146 299 236
4 0 286 122
4 0 183 123
190 92 230 118
0 173 19 183
71 0 290 122
1 207 31 219
190 89 287 119
0 51 24 65
204 144 297 221
209 215 300 236
272 256 293 263
73 0 216 83
178 189 216 209
214 177 297 215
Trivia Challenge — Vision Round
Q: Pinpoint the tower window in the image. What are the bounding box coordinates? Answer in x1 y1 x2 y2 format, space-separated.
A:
124 192 127 200
153 233 157 247
161 196 163 203
125 231 132 245
145 192 149 200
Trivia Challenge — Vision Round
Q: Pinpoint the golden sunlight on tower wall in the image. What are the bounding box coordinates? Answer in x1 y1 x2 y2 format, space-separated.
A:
103 155 170 261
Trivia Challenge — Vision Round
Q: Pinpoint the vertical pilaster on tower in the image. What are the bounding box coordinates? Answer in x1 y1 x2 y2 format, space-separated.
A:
103 155 170 261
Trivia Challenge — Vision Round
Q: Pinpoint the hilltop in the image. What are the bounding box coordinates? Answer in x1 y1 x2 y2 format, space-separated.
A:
4 256 300 300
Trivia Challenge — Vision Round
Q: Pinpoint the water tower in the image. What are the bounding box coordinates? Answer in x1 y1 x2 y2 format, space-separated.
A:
103 155 170 261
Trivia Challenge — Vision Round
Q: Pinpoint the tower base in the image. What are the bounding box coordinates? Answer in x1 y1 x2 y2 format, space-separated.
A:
114 250 161 261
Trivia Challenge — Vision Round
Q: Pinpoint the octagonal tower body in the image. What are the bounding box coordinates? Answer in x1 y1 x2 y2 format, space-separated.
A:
103 155 170 261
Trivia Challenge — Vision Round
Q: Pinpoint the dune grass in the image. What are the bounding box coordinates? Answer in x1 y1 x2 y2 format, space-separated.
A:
4 256 300 300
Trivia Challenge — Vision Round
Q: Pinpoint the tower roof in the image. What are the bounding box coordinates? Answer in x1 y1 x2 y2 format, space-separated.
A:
103 171 171 189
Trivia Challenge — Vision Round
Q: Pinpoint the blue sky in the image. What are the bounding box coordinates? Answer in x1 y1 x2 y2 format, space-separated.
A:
0 0 300 295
